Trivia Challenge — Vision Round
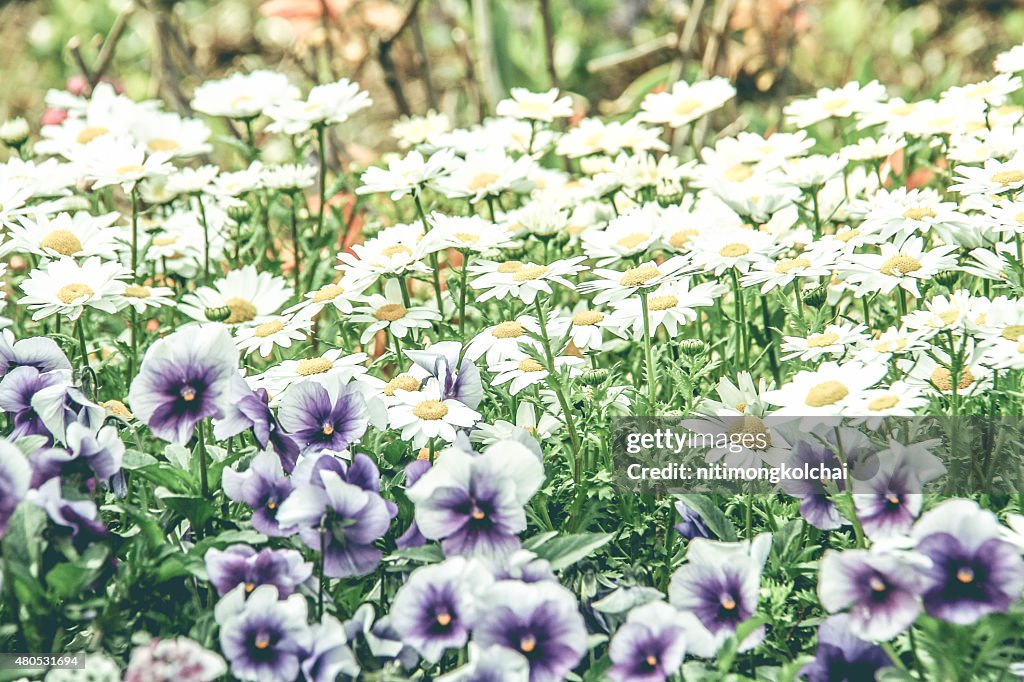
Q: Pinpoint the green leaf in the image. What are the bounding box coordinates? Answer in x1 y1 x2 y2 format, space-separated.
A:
2 503 48 570
122 449 159 470
388 545 444 564
676 494 737 542
530 532 613 571
162 495 217 530
46 545 108 600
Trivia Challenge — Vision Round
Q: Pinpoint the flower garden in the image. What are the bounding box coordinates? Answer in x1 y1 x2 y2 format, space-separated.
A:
3 1 1024 680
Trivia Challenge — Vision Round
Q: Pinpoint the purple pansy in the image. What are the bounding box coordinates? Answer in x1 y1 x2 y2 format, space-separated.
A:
473 580 588 682
405 342 484 409
435 643 529 682
276 468 393 578
819 548 928 641
800 614 891 682
222 450 296 537
128 325 239 445
406 439 544 559
29 478 108 544
780 439 847 530
668 534 771 658
674 499 712 539
0 331 72 377
300 615 360 682
215 376 300 473
277 378 369 455
217 585 313 682
912 500 1024 625
33 422 124 488
0 440 31 539
390 557 493 663
396 459 432 550
204 545 312 598
608 601 689 682
0 366 69 439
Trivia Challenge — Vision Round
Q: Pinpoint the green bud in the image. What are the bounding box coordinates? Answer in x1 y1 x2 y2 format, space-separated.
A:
581 368 609 386
205 306 231 322
802 286 828 309
679 339 707 356
935 270 959 288
227 203 253 224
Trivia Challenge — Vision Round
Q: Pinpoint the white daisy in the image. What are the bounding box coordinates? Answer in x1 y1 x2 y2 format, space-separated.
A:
841 236 958 297
253 349 370 401
762 361 888 415
606 278 726 341
265 78 371 135
638 77 735 128
3 211 123 261
112 283 176 313
495 88 573 122
470 256 588 305
191 70 300 119
350 279 440 345
234 316 313 358
781 323 870 361
19 256 129 321
387 379 481 447
179 265 293 325
465 316 542 365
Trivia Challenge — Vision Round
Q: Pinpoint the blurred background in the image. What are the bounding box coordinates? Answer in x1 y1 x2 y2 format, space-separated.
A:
2 0 1024 154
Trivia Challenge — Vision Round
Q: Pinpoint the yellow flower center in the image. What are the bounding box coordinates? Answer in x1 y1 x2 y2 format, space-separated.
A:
511 265 548 282
39 230 83 256
822 97 850 113
384 375 421 396
648 295 679 311
101 399 132 419
668 229 699 249
867 395 900 411
297 357 333 376
874 338 908 353
834 228 860 242
146 138 181 153
619 264 660 287
992 169 1024 185
374 304 408 322
454 232 480 244
225 297 257 324
123 285 151 299
719 242 750 258
1001 324 1024 341
75 126 109 144
498 260 524 274
930 367 975 392
254 321 285 337
929 309 960 327
805 381 849 407
572 310 604 326
468 172 501 191
805 332 839 348
724 164 754 182
381 244 413 258
492 321 526 338
152 234 178 246
518 358 545 373
673 98 702 115
726 415 771 449
775 257 811 274
311 284 344 303
57 283 93 304
116 164 146 177
902 207 936 220
412 400 449 420
616 233 649 249
879 255 922 276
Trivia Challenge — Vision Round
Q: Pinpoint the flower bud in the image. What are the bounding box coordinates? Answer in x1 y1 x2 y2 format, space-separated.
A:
935 270 959 288
227 203 253 224
0 117 30 148
679 339 708 356
205 306 231 322
581 368 609 386
802 286 828 309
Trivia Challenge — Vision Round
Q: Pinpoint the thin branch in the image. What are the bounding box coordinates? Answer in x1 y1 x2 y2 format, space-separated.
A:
91 4 135 88
67 37 95 85
538 0 559 89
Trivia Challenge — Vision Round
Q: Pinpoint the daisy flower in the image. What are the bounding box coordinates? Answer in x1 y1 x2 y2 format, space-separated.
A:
390 110 451 148
265 78 371 135
638 77 735 128
578 256 690 305
842 236 958 297
555 118 668 158
20 256 129 321
284 280 370 319
995 44 1024 73
853 327 930 364
898 344 992 398
73 137 173 190
495 88 573 123
689 228 781 276
191 70 300 119
471 402 562 445
580 203 661 263
777 154 846 189
740 249 835 294
861 188 969 241
557 307 610 351
356 149 454 200
435 148 535 203
606 279 726 341
179 265 293 325
464 316 542 365
253 349 369 400
781 323 870 361
335 223 430 289
950 155 1024 196
762 361 888 415
3 211 122 260
696 372 775 417
234 316 313 358
470 256 587 305
261 164 317 191
783 80 887 129
491 353 583 396
350 279 440 345
941 74 1022 109
901 290 984 337
846 382 927 418
386 379 481 447
113 283 176 313
418 213 516 254
130 110 212 159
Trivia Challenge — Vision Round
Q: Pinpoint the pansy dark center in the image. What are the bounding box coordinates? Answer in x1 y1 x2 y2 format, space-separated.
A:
436 611 452 627
957 567 975 583
181 386 197 402
869 576 886 592
322 422 335 436
645 654 658 668
245 582 256 593
720 593 737 610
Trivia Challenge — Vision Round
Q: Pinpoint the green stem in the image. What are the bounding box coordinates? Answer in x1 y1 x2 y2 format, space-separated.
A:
197 420 210 500
290 193 302 300
414 193 445 318
196 193 211 281
316 125 327 239
130 185 140 282
459 250 470 344
639 291 657 408
533 298 583 485
75 315 89 371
